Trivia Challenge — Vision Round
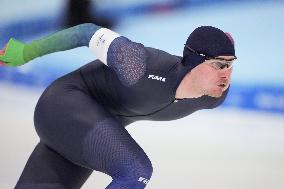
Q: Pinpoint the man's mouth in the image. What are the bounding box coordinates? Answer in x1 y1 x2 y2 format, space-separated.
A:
218 83 226 87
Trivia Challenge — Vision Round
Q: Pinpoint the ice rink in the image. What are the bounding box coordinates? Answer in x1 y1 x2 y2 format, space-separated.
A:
1 1 284 188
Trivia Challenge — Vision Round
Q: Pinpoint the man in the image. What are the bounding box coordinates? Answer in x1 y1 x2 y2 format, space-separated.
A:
0 23 236 189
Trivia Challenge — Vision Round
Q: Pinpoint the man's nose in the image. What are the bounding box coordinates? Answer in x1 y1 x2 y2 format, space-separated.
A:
219 67 231 79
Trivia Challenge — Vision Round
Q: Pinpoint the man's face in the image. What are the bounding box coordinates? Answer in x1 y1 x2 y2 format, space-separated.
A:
189 56 235 98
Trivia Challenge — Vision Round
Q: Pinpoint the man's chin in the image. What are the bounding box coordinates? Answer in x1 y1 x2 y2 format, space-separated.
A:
207 90 223 98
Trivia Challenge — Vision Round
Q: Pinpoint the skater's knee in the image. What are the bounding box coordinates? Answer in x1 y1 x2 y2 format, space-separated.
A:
106 160 153 189
128 158 153 179
110 157 153 188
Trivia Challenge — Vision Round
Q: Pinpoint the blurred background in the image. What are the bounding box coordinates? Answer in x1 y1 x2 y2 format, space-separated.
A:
1 0 284 188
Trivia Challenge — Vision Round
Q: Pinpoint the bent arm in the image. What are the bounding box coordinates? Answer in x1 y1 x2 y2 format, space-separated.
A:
1 23 147 87
30 25 147 86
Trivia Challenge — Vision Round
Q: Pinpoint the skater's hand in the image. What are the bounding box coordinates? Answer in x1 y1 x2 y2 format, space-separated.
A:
0 38 26 67
0 44 7 66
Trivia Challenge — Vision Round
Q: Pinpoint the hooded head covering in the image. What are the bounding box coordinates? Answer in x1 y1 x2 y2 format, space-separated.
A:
182 26 235 71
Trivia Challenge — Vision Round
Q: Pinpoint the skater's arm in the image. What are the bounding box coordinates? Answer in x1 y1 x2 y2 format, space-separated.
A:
0 23 147 87
0 23 101 66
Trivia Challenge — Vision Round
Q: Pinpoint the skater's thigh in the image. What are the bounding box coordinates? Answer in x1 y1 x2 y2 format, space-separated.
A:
33 72 114 167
